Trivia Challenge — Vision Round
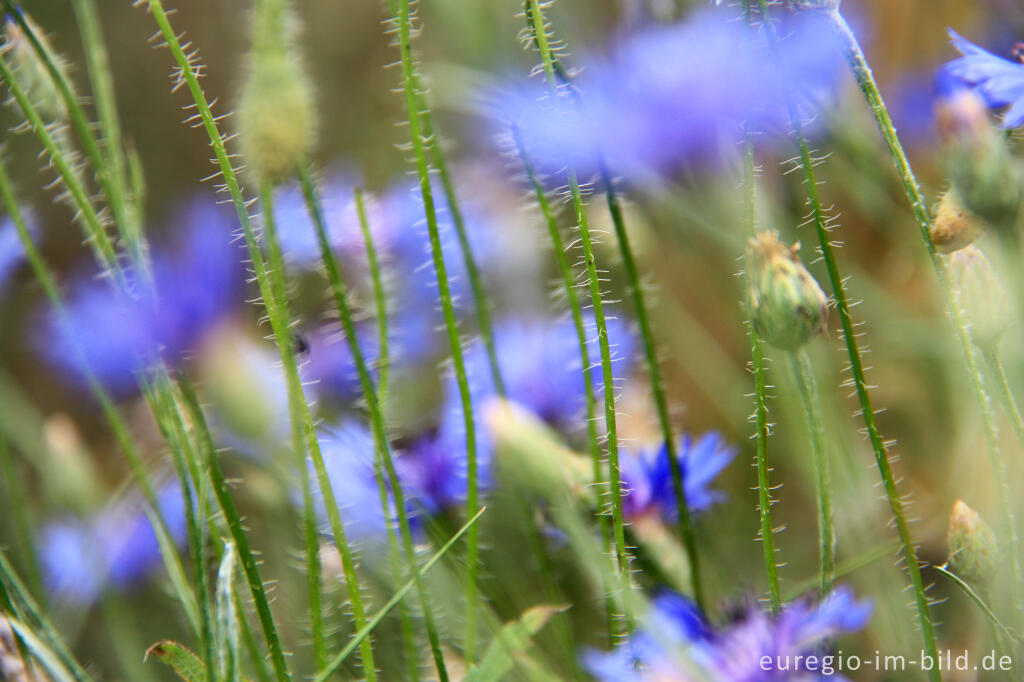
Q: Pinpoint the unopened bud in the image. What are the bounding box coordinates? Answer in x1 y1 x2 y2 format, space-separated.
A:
947 500 998 582
2 11 68 122
945 244 1011 349
745 231 828 351
237 0 316 183
948 129 1023 232
930 191 984 253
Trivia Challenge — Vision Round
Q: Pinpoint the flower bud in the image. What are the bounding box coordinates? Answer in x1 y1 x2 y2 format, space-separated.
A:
948 128 1023 233
745 230 828 351
930 190 984 253
2 11 68 122
236 0 316 183
945 244 1011 349
947 500 998 582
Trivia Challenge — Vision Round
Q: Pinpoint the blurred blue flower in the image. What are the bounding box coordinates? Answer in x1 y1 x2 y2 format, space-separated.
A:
492 9 842 176
0 211 33 295
397 429 471 516
300 324 380 405
620 431 736 522
947 29 1024 128
39 195 244 394
583 586 872 680
310 421 404 549
41 482 187 605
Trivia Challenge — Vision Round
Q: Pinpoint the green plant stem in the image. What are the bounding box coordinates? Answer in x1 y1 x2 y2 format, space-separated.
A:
830 6 1021 626
599 160 703 611
354 187 391 408
259 181 376 680
393 0 480 662
743 133 782 612
0 413 42 604
788 349 835 596
983 349 1024 448
510 125 616 643
296 164 449 681
524 0 632 614
176 376 291 682
0 49 121 283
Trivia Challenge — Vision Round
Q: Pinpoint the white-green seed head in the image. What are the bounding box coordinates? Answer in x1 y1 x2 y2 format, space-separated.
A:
947 500 998 583
745 230 828 351
945 244 1011 350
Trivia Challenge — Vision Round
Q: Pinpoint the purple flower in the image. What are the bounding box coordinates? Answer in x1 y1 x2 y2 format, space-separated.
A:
584 586 873 681
947 29 1024 128
38 195 244 395
397 430 471 516
40 482 187 605
620 431 736 522
309 421 404 548
0 211 33 295
492 8 842 177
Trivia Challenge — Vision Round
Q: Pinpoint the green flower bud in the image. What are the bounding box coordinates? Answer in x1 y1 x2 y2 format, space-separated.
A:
948 128 1023 233
3 12 69 122
237 0 316 183
945 244 1011 350
930 190 984 254
947 499 998 583
745 230 828 351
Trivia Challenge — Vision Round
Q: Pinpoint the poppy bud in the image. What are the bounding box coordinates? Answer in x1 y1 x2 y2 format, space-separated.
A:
745 231 828 351
930 190 984 253
947 500 998 583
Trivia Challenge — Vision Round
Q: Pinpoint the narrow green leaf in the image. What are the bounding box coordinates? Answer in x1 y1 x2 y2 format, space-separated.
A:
7 618 77 682
216 540 242 682
464 605 564 682
145 641 208 682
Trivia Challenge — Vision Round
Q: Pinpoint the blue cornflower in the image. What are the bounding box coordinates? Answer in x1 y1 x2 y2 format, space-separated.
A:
619 431 736 522
40 482 187 605
0 211 33 295
309 421 406 549
493 9 843 177
299 324 381 405
38 195 244 394
397 429 472 516
583 586 873 681
947 29 1024 128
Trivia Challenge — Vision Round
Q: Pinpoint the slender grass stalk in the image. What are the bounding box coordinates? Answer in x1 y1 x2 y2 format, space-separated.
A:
354 187 391 408
742 133 783 612
349 184 420 681
523 0 632 609
983 350 1024 449
233 588 274 682
0 50 121 281
787 348 834 596
828 5 1021 623
510 125 616 642
381 0 506 400
392 0 481 661
69 0 147 271
750 8 942 669
296 164 449 681
314 508 486 682
0 554 95 682
175 376 291 682
0 412 42 603
259 181 376 679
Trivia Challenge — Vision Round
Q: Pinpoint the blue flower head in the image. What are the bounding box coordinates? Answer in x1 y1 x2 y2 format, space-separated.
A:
620 431 737 522
584 586 873 681
309 421 404 549
40 481 188 606
397 429 472 516
39 195 244 395
0 210 34 296
947 29 1024 128
494 9 843 177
